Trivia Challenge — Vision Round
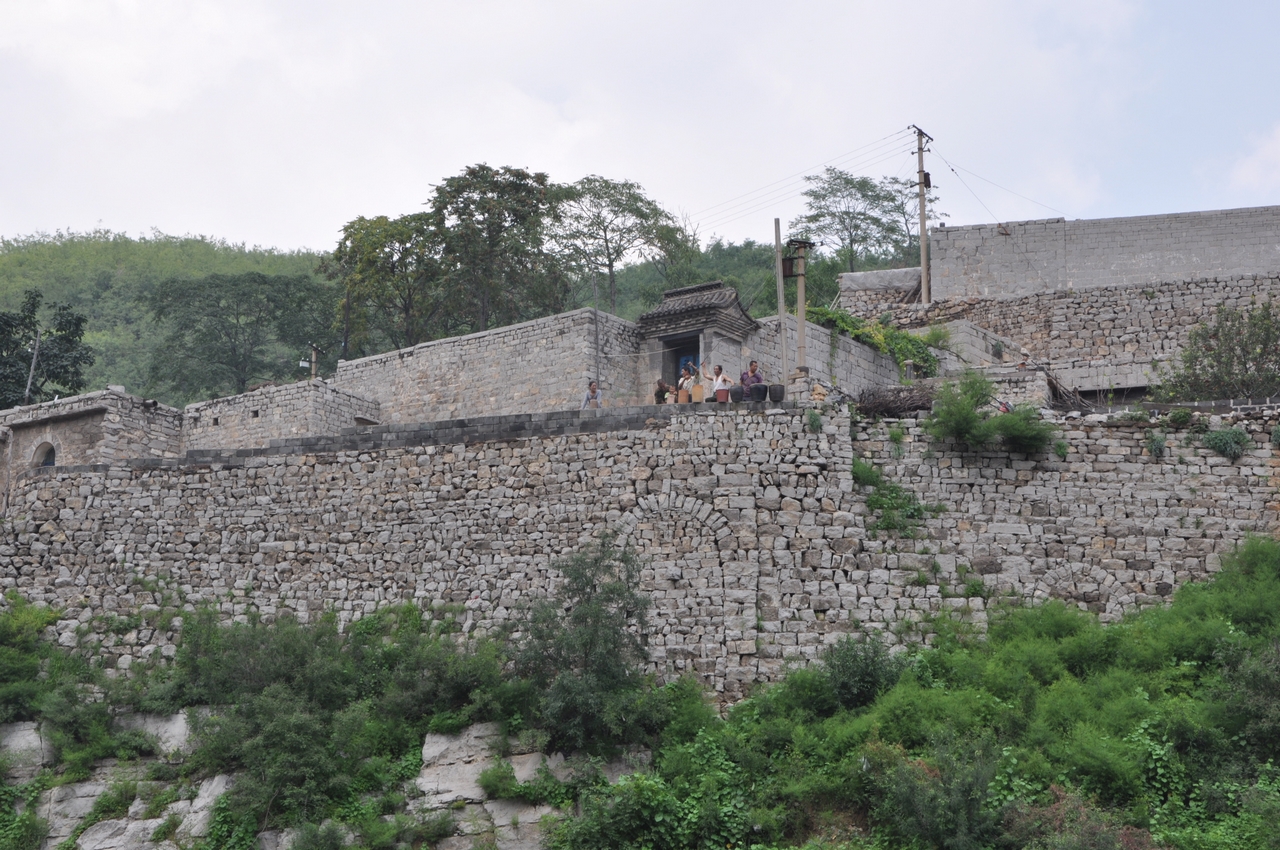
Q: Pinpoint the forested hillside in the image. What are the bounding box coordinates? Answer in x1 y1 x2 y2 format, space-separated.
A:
0 231 325 404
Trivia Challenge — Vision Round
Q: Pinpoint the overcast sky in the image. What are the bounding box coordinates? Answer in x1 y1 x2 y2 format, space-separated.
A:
2 0 1279 254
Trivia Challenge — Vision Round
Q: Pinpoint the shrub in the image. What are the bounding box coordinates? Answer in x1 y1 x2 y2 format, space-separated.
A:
1144 429 1166 459
1203 427 1250 460
822 633 906 711
515 536 655 754
1167 407 1193 428
1155 300 1280 401
807 305 940 377
874 737 1003 850
990 405 1057 454
926 370 997 447
851 458 884 487
1002 785 1159 850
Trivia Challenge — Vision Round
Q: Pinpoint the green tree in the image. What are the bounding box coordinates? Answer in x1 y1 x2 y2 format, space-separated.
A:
559 176 672 314
322 213 447 354
148 272 334 401
433 164 573 332
516 536 653 753
1156 300 1280 401
0 290 94 409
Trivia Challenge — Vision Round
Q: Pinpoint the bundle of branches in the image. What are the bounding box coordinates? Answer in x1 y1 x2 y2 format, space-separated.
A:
856 385 935 418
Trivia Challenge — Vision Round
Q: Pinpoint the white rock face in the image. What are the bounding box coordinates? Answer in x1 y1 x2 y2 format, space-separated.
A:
0 722 54 781
116 712 191 755
416 723 503 807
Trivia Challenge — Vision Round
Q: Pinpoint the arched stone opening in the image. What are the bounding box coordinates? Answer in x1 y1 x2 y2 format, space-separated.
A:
32 442 56 468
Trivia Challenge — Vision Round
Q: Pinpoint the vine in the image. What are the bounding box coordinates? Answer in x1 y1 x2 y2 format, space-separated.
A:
807 305 940 377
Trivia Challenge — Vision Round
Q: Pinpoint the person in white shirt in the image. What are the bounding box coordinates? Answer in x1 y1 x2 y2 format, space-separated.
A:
700 359 734 400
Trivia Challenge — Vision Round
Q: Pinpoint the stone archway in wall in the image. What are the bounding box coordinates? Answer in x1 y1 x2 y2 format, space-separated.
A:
616 493 761 701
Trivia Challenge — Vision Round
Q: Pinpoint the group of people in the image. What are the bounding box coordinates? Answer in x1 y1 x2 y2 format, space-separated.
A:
654 359 767 405
583 360 769 409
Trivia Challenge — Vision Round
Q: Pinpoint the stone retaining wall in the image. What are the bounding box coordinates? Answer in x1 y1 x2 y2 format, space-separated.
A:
183 380 382 451
929 205 1280 300
840 274 1280 392
3 405 1278 699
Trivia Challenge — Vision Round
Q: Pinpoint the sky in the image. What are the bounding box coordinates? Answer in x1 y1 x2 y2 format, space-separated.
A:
2 0 1279 255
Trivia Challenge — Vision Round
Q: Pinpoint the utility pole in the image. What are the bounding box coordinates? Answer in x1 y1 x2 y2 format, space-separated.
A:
773 219 788 383
786 238 815 373
913 124 933 304
23 330 41 406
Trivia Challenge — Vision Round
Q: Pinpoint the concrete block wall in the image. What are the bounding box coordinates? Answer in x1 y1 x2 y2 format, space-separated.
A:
183 380 381 452
930 205 1280 300
5 404 1277 698
331 309 646 422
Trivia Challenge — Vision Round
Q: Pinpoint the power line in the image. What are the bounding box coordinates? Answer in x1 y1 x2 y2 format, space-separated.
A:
931 147 1069 218
690 128 914 217
694 139 917 230
697 143 917 233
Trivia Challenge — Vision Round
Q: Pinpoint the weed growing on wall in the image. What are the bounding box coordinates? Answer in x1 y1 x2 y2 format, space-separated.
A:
1155 299 1280 401
1203 427 1251 460
926 370 1055 454
807 305 940 377
852 456 942 538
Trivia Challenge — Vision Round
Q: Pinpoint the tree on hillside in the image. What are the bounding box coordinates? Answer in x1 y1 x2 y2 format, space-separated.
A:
322 213 448 354
432 164 574 332
790 168 943 273
1155 300 1280 401
148 272 334 400
643 216 704 295
559 176 672 314
0 290 94 409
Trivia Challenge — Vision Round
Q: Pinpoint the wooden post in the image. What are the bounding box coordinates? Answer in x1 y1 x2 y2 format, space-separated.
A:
774 219 788 384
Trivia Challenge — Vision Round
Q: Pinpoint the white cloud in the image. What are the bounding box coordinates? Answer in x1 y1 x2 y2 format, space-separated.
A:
1229 124 1280 195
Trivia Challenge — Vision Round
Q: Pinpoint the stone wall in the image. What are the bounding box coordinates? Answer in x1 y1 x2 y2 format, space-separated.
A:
4 404 1279 699
750 315 902 392
841 274 1280 392
929 205 1280 300
332 309 646 423
0 390 183 514
183 380 382 451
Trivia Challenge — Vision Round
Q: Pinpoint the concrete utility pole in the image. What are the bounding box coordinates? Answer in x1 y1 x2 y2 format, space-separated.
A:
913 124 933 304
774 219 788 383
786 239 815 373
23 330 41 405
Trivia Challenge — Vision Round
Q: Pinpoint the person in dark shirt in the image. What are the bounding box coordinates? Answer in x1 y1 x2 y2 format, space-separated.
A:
740 360 764 388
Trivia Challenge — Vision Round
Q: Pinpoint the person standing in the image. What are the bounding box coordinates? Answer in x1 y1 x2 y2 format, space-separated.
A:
700 359 733 402
740 360 764 389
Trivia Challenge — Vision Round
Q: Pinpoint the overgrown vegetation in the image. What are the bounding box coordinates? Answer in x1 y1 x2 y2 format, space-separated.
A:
1202 427 1251 461
850 458 942 539
807 305 940 377
926 370 1057 454
1155 299 1280 401
8 537 1280 849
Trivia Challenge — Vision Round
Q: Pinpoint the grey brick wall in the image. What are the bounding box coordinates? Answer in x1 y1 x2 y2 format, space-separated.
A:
930 205 1280 300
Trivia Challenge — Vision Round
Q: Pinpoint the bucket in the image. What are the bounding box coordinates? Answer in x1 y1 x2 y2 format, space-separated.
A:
677 389 690 404
748 383 768 402
691 385 705 402
768 384 785 403
729 385 744 403
715 389 730 403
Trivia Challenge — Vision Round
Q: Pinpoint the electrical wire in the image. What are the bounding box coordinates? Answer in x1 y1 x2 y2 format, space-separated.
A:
931 147 1069 218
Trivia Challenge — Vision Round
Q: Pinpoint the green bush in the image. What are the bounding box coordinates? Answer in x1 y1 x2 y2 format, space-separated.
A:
990 405 1057 454
926 371 1056 453
874 737 1002 850
822 633 906 711
850 458 883 487
1155 300 1280 402
1203 427 1251 460
807 305 940 377
1167 407 1193 428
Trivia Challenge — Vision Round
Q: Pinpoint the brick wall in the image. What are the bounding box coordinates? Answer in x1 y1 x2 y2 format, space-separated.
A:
930 205 1280 300
183 380 381 452
5 404 1278 697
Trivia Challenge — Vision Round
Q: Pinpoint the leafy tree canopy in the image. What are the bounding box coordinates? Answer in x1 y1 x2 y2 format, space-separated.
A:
0 289 94 409
148 272 336 402
1155 300 1280 402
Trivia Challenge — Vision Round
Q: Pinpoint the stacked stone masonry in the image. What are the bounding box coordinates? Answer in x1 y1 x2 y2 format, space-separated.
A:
4 405 1278 700
840 273 1280 392
183 379 382 452
331 309 647 422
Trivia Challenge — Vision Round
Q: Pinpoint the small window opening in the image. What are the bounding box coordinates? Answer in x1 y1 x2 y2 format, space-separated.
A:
212 417 220 426
34 443 55 468
251 410 259 418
